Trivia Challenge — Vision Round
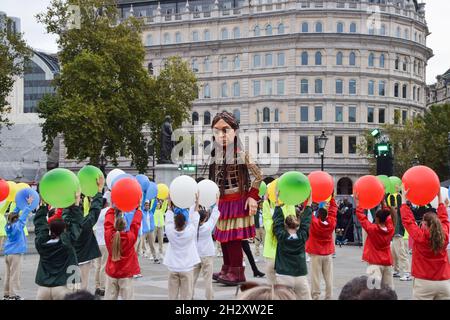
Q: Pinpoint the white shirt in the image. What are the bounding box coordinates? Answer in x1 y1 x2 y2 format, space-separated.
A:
196 206 220 258
163 209 201 272
94 207 109 246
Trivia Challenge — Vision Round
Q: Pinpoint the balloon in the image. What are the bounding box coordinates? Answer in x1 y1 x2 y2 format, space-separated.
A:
389 176 402 192
0 179 9 202
197 179 219 207
267 179 278 203
16 183 30 192
353 175 385 210
278 171 311 206
377 175 394 194
78 165 104 197
308 171 334 203
15 188 40 211
169 175 199 209
146 182 158 200
39 168 80 208
402 166 440 206
6 181 18 202
111 177 142 212
136 174 150 193
258 182 267 197
430 187 449 208
157 183 169 200
111 174 135 189
106 169 125 190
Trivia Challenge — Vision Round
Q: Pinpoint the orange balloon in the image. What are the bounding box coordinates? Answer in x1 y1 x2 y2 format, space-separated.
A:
308 171 334 203
353 175 384 209
402 166 440 206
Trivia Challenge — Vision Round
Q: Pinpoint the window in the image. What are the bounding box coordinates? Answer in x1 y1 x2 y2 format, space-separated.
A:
336 79 343 94
394 109 400 125
394 83 399 97
204 30 211 41
203 140 211 155
192 59 199 72
254 25 260 36
413 87 416 101
301 52 309 65
348 106 356 122
349 136 357 154
221 83 228 97
145 34 152 46
277 53 285 66
256 109 260 122
380 54 385 68
175 32 181 43
220 57 228 71
300 106 309 122
192 31 199 42
163 33 170 44
204 58 210 72
350 22 357 33
315 51 322 65
233 109 241 123
277 80 285 95
278 23 285 35
395 57 400 70
221 28 228 40
263 136 271 153
314 106 322 122
368 107 374 123
335 136 343 154
263 107 270 122
192 112 199 125
403 59 408 72
204 111 211 125
315 22 323 33
335 106 343 122
404 29 409 40
369 25 375 35
402 85 407 99
379 108 385 124
336 52 343 65
233 56 240 70
301 79 309 94
265 80 273 95
337 22 344 33
380 24 386 36
253 54 261 68
349 80 357 95
349 52 356 66
368 53 375 67
315 79 323 94
233 82 240 97
368 80 375 96
397 27 401 38
147 62 153 75
265 24 272 36
233 27 240 39
301 22 309 33
274 109 279 122
300 136 308 154
265 53 273 67
379 81 386 96
402 110 407 124
253 80 261 96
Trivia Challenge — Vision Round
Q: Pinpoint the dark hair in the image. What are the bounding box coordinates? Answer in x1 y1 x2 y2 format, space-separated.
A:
339 276 398 300
197 206 209 241
7 212 19 224
47 208 56 219
375 209 391 223
64 290 99 300
102 198 108 208
318 208 328 221
49 219 66 239
285 215 299 229
423 212 446 254
174 212 186 231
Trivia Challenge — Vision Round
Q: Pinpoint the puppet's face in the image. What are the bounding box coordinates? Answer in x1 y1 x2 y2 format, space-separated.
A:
213 119 236 147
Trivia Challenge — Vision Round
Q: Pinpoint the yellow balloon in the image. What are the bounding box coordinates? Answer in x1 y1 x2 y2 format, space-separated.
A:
6 181 17 202
267 179 283 205
157 183 169 200
16 183 30 192
326 195 332 202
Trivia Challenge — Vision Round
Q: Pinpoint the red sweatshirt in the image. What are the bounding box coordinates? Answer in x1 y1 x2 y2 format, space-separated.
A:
400 204 450 281
105 208 142 279
356 207 394 266
306 198 338 255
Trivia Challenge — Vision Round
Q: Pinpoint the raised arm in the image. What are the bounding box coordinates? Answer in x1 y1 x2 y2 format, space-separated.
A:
104 208 116 250
205 204 220 230
33 204 50 246
82 192 103 229
272 205 286 241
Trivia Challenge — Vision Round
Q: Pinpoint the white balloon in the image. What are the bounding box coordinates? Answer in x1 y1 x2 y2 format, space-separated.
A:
169 175 198 209
106 169 125 190
430 187 449 208
198 179 219 208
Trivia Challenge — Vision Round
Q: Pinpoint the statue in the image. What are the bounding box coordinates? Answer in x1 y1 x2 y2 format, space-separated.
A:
159 116 174 164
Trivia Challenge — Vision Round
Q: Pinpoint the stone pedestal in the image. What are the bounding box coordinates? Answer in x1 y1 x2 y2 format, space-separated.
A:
155 163 179 185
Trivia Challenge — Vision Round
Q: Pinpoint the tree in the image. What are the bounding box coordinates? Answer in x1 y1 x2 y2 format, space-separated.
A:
0 16 31 139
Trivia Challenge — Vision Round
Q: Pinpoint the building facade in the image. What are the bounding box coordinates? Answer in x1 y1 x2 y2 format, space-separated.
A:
427 68 450 107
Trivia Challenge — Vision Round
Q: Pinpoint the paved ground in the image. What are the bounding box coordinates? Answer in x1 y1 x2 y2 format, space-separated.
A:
0 240 416 300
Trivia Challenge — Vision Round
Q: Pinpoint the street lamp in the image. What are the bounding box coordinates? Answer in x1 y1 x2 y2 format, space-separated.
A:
148 141 156 181
318 130 328 171
448 132 450 178
99 153 107 177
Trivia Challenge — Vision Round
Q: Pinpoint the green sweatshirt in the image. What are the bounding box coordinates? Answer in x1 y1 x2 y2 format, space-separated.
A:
72 192 103 263
34 205 82 287
262 200 296 260
273 206 312 277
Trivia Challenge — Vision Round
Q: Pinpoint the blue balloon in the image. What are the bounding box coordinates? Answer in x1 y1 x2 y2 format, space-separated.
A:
136 174 150 192
111 174 135 189
15 188 40 211
145 182 158 200
319 202 326 209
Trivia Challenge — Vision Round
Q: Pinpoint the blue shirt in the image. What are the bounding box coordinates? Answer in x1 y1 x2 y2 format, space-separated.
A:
4 206 32 255
141 200 157 234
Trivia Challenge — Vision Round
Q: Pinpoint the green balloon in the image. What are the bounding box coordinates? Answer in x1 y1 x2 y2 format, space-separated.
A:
389 176 402 192
78 165 103 197
40 168 80 208
377 175 394 194
278 171 311 205
258 182 267 197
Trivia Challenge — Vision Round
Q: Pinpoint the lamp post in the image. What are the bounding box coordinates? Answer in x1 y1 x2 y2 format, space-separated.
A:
99 153 107 178
318 130 328 172
448 132 450 178
148 142 156 181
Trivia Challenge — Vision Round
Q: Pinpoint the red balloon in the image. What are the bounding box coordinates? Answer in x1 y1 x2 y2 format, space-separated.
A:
0 179 9 202
353 175 385 209
308 171 334 202
402 166 440 206
111 177 142 212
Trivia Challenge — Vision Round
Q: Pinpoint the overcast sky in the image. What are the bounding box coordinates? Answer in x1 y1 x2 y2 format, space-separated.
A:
1 0 449 84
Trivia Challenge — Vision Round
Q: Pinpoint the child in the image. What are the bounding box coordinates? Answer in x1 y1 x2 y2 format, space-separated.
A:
3 196 34 300
93 196 110 297
354 194 395 289
192 199 220 300
34 193 83 300
154 199 168 256
104 206 142 300
400 187 450 300
164 197 200 300
305 197 338 300
273 193 313 300
254 202 264 257
141 199 159 263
